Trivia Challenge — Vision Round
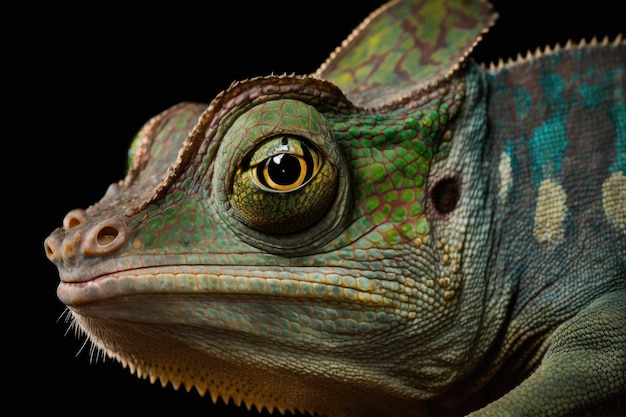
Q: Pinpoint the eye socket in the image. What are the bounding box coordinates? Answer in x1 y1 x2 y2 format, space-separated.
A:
231 135 337 234
249 136 321 192
214 98 352 255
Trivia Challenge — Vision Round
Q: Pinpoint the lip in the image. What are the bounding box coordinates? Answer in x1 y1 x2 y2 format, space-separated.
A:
56 267 165 306
56 265 389 308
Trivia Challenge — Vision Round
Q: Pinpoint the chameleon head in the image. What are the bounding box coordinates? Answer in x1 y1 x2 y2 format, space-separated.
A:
44 70 485 416
44 1 498 415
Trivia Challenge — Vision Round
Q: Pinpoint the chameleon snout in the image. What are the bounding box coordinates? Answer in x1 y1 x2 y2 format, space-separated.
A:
44 208 128 268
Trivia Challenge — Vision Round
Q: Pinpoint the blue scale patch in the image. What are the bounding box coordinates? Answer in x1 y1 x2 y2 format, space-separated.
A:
529 117 567 184
610 102 625 173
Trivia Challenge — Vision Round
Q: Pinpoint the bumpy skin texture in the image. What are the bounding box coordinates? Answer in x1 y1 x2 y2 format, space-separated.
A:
44 0 625 416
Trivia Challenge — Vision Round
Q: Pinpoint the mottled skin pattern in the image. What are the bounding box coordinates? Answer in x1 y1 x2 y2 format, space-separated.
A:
44 0 625 416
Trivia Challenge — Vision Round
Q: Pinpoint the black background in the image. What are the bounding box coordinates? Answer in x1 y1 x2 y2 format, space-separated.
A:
17 1 621 415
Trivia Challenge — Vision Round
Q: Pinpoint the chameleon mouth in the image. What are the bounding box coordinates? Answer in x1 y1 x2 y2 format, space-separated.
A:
56 265 390 308
59 266 398 346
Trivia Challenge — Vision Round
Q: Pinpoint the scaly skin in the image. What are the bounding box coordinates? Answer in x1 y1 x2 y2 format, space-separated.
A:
44 1 625 416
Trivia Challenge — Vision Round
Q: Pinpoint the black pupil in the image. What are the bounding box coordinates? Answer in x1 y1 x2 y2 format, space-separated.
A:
268 154 301 185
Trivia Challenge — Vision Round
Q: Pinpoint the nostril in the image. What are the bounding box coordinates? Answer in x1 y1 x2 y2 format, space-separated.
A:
44 236 58 261
63 209 87 230
84 218 128 255
66 217 82 229
97 226 119 246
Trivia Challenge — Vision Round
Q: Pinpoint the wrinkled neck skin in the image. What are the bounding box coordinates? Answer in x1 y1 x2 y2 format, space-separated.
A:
410 62 514 411
67 64 511 417
420 63 514 414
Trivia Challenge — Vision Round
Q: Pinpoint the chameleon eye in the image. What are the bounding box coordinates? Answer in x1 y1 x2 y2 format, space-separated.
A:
249 136 321 192
231 135 336 234
214 98 352 254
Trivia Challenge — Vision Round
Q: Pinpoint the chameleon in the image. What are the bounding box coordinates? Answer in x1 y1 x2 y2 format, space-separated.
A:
44 0 625 416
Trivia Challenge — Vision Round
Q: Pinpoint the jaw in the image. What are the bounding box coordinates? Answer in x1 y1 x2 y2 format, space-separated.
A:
57 257 474 416
70 308 431 417
58 263 478 415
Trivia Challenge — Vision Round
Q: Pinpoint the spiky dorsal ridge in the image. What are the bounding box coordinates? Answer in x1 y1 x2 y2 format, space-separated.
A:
482 34 625 73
